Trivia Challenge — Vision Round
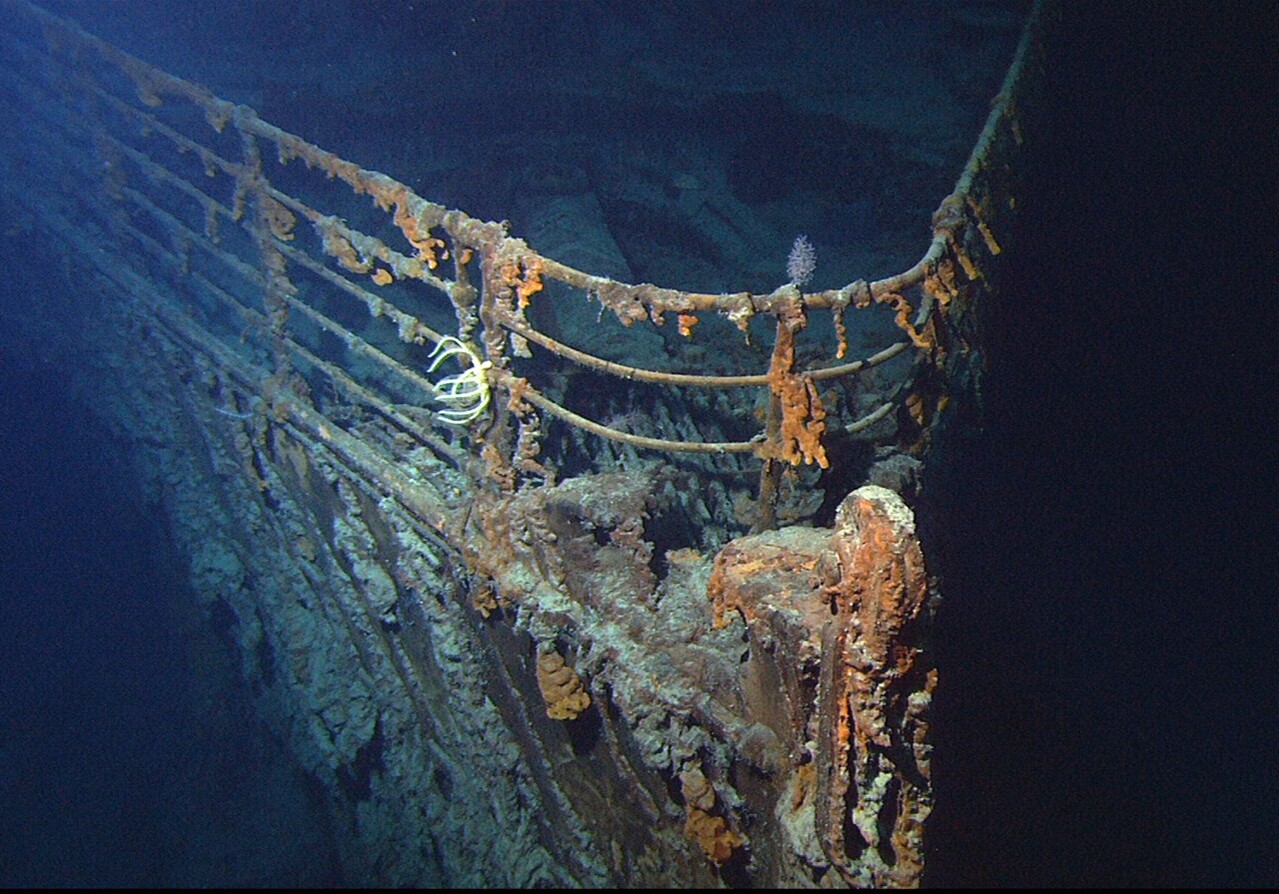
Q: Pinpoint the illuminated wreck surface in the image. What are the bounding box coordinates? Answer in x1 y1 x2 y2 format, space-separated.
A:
0 1 1031 885
21 0 1255 887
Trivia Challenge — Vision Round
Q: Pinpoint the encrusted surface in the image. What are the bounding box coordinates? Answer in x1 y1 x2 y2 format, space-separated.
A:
0 0 1043 882
708 486 937 887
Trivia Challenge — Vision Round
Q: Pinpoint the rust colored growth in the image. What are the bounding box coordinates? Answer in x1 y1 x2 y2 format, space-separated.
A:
707 527 827 631
258 194 296 242
905 391 928 428
833 304 849 360
473 489 516 566
703 525 833 766
315 219 371 274
677 313 699 338
370 267 393 286
830 485 929 669
709 487 934 886
684 807 742 867
481 440 519 495
966 193 1003 257
536 648 591 721
815 485 934 887
272 129 363 186
679 766 744 866
923 255 961 309
499 253 544 309
879 291 934 350
789 759 818 811
470 583 499 618
933 193 984 283
762 324 829 469
391 195 450 270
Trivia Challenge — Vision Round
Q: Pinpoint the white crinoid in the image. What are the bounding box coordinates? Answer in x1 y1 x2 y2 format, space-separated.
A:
427 336 492 425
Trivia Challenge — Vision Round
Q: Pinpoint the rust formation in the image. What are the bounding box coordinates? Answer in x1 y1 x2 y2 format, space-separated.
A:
709 486 936 886
0 0 1046 885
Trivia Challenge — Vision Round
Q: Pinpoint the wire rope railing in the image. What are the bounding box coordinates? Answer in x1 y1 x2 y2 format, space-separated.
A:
0 0 1031 529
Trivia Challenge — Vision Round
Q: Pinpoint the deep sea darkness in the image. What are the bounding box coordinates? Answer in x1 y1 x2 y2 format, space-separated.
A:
1 1 1275 887
0 348 337 886
926 4 1276 887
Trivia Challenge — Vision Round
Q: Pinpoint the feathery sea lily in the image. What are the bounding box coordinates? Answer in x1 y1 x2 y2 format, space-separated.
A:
428 336 491 425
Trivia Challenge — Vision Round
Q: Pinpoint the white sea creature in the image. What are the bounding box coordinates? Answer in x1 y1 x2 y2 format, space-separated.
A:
427 336 492 425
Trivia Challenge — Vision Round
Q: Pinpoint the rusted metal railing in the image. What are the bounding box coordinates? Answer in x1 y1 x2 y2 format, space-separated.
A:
0 0 1034 523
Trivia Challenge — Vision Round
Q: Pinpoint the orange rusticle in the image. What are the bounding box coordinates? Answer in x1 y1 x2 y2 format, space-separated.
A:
966 193 1002 257
536 649 590 721
497 254 545 309
680 766 744 865
833 305 849 360
881 292 934 350
677 313 699 337
470 583 499 618
370 267 393 286
685 811 741 866
392 196 449 269
765 325 829 469
317 221 371 274
831 488 930 670
259 194 296 241
516 257 545 308
923 256 960 308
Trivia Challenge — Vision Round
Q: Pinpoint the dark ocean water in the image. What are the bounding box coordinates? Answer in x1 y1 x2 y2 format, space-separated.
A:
0 347 336 887
1 1 1275 887
926 4 1276 886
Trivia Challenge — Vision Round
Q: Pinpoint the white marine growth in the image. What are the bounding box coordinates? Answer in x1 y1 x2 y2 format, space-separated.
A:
428 336 491 425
